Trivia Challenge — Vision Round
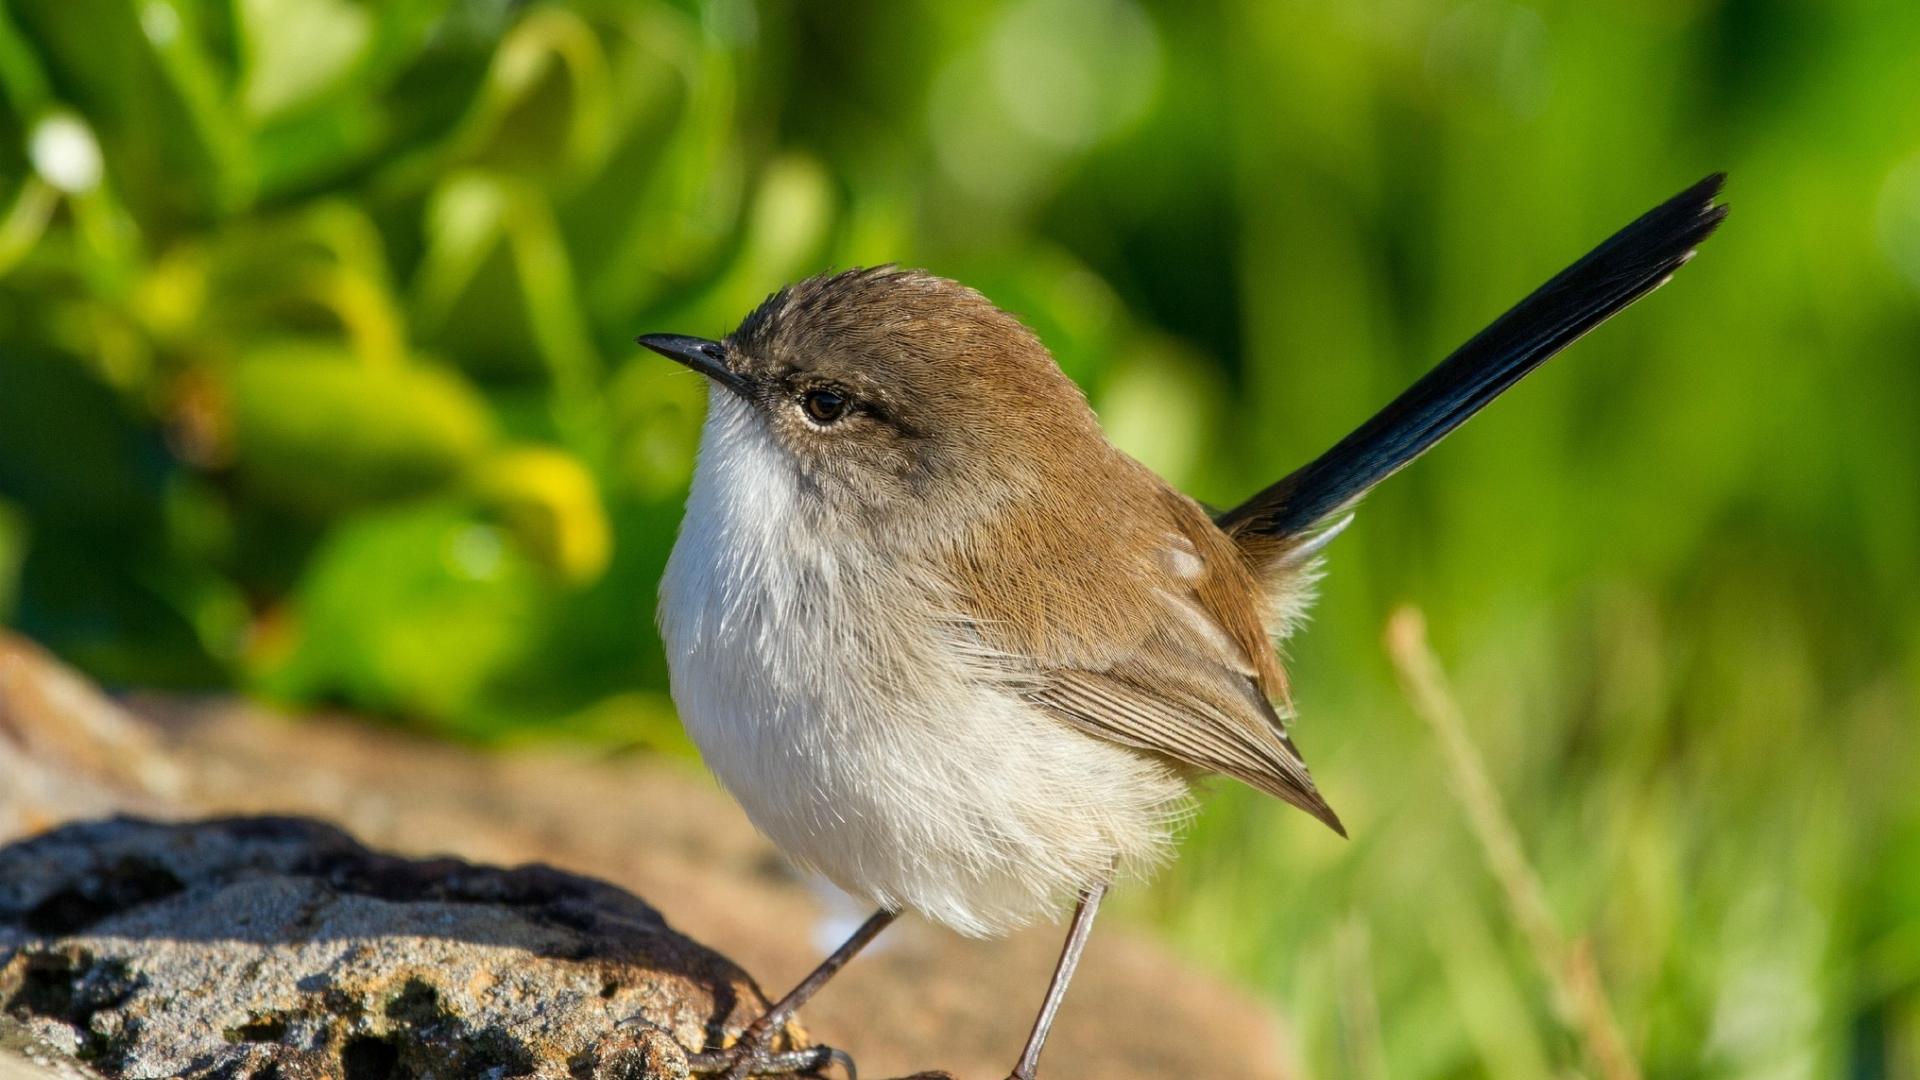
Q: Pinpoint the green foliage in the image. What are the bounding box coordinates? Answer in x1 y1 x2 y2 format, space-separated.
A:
252 500 539 724
0 0 791 729
229 344 494 513
2 1 1919 1078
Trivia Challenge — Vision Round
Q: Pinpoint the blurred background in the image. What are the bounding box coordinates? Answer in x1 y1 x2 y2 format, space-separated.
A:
0 0 1916 1077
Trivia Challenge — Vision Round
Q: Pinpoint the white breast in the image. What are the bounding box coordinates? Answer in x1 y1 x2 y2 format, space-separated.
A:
657 395 1189 937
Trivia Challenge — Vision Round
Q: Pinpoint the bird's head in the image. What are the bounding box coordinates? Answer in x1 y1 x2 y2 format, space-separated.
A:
639 267 1103 522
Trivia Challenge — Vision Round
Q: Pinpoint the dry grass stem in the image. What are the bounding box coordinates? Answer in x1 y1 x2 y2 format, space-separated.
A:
1384 606 1642 1080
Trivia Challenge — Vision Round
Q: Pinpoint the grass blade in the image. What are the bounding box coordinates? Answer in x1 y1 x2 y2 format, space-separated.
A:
1385 606 1642 1080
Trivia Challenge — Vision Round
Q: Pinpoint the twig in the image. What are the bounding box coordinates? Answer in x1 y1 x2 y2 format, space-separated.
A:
1384 606 1642 1080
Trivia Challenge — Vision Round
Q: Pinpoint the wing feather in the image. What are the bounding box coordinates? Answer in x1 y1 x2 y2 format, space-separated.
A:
1027 645 1344 836
948 457 1345 835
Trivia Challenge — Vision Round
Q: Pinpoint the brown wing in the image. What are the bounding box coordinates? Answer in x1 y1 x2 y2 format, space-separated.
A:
1027 651 1344 835
949 461 1344 835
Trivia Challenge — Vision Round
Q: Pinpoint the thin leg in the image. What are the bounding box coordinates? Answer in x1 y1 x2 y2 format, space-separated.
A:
695 907 899 1079
748 907 899 1042
1007 882 1108 1080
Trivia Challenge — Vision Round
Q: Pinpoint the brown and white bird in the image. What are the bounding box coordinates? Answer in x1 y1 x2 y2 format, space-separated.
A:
641 174 1727 1080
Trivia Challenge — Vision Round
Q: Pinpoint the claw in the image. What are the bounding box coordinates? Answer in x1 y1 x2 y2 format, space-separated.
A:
687 1043 854 1079
681 909 896 1079
820 1047 857 1080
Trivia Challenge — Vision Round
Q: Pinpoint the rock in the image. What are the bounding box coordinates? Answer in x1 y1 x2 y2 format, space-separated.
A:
0 816 787 1080
0 638 182 840
2 1020 99 1080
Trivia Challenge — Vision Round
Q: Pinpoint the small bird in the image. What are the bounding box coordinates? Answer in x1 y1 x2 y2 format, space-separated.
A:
641 174 1727 1080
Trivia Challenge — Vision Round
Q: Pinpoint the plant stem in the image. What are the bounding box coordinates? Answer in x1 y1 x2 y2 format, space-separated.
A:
1385 606 1642 1080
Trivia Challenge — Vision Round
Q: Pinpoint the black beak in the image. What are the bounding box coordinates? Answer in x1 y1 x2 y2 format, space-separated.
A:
635 333 750 396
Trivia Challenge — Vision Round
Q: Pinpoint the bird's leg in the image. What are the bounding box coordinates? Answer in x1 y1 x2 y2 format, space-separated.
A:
1006 881 1108 1080
691 906 900 1080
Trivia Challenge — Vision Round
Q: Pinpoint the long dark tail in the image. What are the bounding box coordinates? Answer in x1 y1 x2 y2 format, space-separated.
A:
1218 173 1729 549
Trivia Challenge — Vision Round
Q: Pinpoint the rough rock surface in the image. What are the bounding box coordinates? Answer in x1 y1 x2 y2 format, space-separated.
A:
0 631 1293 1080
0 816 786 1080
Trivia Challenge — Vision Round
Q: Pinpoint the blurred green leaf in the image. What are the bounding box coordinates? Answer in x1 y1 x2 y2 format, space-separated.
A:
606 350 705 500
248 499 539 725
414 169 511 331
0 2 52 119
237 0 371 123
667 151 835 335
0 496 27 622
376 5 614 196
586 5 743 320
228 343 494 513
0 176 58 277
138 0 258 210
1092 333 1227 492
469 443 611 584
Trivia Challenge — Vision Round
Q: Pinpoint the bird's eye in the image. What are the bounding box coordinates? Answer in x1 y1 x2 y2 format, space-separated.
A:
800 388 848 424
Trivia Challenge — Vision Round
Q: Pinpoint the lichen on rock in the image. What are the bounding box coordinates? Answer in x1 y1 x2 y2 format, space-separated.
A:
0 817 801 1080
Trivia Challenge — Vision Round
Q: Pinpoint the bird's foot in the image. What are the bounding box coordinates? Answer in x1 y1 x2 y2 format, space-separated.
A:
687 1040 856 1079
